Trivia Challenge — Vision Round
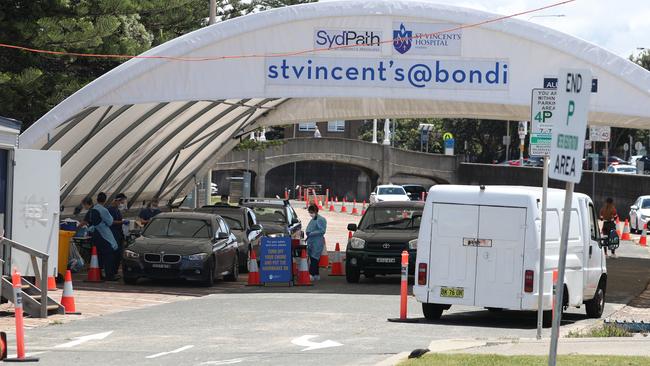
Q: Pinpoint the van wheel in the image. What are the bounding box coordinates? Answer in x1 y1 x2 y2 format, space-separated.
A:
542 310 553 328
486 307 503 312
346 267 360 283
422 303 445 320
585 285 605 318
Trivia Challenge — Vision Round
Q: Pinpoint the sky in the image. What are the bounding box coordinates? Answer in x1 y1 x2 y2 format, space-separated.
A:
322 0 650 58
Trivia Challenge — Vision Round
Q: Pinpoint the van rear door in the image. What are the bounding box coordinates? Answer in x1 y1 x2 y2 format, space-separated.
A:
428 203 479 306
475 206 527 309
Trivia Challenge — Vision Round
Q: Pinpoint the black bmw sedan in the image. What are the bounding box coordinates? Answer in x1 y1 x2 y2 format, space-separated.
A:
122 212 240 286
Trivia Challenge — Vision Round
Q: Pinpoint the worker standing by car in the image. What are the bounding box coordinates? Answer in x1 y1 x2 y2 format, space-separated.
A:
80 196 119 281
138 200 161 227
305 204 327 281
108 193 128 274
600 197 618 258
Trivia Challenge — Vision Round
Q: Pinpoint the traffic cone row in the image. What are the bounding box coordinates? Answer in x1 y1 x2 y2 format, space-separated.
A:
622 219 631 241
295 249 312 286
640 223 648 247
330 243 344 276
247 250 262 286
85 246 103 282
61 270 81 314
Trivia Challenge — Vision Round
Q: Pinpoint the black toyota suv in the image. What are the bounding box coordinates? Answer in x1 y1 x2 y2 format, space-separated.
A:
345 201 424 283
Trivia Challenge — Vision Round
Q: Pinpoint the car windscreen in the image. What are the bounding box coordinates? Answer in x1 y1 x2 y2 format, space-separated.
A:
378 187 406 195
220 215 243 230
642 199 650 209
143 218 212 238
403 186 425 194
250 206 287 224
359 207 422 230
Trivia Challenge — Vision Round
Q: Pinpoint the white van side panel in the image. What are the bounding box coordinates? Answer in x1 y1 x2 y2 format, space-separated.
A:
428 203 479 306
475 206 527 309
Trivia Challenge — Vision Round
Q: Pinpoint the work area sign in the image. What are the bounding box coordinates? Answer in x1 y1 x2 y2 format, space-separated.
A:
260 237 292 283
549 68 592 183
530 88 557 156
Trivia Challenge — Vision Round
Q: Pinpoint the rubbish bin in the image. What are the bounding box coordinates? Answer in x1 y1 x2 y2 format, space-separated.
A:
58 230 76 278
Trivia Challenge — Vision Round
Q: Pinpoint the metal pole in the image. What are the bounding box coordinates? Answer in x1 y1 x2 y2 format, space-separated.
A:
506 121 511 161
536 155 549 339
372 119 378 144
208 0 216 25
548 181 575 366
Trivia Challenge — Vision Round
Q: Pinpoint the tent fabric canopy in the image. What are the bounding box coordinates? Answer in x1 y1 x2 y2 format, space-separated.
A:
19 0 650 209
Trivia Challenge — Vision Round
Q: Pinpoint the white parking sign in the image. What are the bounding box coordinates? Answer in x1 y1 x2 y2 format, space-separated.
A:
549 68 592 183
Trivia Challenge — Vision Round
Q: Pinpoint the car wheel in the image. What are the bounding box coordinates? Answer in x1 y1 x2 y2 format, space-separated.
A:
422 303 445 320
123 276 138 285
225 253 239 282
585 284 605 318
346 266 360 283
202 259 215 287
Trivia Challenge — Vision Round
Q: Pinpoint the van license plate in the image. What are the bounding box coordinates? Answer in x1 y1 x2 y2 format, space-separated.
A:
440 287 464 298
376 258 396 263
152 263 171 269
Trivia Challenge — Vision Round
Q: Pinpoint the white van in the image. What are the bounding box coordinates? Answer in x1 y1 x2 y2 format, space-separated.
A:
414 185 612 324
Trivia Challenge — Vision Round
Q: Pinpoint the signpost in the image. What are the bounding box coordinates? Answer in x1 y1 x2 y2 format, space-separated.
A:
443 132 454 156
548 68 592 366
260 237 292 285
518 121 528 166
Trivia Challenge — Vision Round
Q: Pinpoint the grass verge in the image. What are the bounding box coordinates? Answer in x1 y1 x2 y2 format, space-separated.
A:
567 323 633 338
400 354 650 366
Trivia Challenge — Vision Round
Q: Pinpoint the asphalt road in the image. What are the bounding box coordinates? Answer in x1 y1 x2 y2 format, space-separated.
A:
4 241 649 365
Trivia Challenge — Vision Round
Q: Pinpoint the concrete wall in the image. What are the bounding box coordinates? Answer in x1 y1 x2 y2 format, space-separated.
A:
458 163 650 220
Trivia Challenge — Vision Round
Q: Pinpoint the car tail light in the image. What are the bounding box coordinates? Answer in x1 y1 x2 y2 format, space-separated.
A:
418 263 427 286
524 270 534 293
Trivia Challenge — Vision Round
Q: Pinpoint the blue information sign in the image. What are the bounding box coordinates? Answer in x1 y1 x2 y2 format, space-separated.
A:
260 237 292 283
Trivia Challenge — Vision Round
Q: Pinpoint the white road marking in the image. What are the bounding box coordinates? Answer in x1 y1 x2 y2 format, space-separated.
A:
5 351 48 359
291 335 343 351
146 345 194 359
199 358 244 365
54 331 113 348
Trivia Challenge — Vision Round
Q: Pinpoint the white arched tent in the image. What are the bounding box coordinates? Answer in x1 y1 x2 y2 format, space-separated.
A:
20 0 650 209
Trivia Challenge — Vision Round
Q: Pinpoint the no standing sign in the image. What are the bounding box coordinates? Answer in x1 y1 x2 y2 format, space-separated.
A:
549 68 592 183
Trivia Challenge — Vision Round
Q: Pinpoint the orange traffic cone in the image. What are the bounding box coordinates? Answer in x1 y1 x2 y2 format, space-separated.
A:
622 219 631 240
330 243 344 276
85 246 103 282
319 241 329 268
361 200 366 215
295 249 312 286
640 223 647 247
318 200 323 210
340 198 347 213
247 250 262 286
348 230 353 240
616 217 622 237
61 270 81 314
47 275 57 291
329 202 335 212
351 199 359 215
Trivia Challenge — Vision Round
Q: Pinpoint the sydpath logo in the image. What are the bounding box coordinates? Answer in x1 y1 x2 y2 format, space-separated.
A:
314 29 382 52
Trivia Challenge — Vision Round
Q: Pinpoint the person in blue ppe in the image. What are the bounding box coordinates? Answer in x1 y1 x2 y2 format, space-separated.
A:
80 195 119 281
107 193 128 273
305 204 327 281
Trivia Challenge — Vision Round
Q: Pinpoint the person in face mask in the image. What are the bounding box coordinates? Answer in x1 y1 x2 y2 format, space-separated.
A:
108 193 128 273
305 204 327 281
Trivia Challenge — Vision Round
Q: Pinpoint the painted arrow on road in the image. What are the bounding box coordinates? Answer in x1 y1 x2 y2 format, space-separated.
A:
54 331 113 348
291 335 342 351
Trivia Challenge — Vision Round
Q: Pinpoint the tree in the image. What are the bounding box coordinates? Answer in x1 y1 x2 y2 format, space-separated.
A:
0 0 315 129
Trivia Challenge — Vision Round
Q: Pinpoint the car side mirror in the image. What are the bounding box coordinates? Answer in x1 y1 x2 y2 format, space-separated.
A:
347 223 357 231
291 218 300 225
216 232 229 240
370 192 376 196
250 224 262 232
631 205 639 211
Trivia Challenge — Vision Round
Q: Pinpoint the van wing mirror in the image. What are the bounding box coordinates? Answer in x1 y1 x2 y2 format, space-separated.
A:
347 223 357 231
631 205 639 211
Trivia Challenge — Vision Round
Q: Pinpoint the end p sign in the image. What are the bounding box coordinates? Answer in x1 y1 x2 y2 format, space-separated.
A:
549 68 592 183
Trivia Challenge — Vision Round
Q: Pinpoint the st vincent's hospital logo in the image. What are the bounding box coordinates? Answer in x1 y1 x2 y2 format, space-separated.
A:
393 23 412 54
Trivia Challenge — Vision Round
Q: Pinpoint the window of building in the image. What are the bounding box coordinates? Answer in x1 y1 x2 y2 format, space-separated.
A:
327 120 346 132
298 122 317 132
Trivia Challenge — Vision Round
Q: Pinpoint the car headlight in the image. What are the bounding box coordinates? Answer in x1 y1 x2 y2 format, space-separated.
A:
187 253 208 261
409 239 418 250
267 233 286 238
123 250 139 259
350 237 366 249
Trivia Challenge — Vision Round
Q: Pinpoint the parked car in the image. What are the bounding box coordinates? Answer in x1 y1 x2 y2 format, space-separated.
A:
239 198 302 240
369 184 410 204
122 212 240 286
500 157 544 167
345 201 424 283
629 195 650 233
402 184 427 201
606 164 637 175
196 205 263 269
583 155 627 171
414 185 616 324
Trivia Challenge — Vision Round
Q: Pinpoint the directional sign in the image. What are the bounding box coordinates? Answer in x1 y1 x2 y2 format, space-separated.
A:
549 68 592 183
54 331 113 349
530 88 557 156
442 132 453 141
589 126 610 142
260 237 292 283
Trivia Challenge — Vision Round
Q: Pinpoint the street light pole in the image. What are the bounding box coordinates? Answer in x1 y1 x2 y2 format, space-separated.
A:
209 0 216 25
